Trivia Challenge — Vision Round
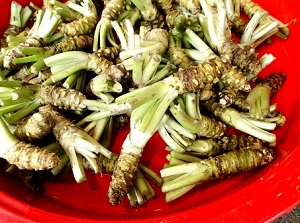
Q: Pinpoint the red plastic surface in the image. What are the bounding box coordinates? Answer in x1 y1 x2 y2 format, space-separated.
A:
1 0 300 222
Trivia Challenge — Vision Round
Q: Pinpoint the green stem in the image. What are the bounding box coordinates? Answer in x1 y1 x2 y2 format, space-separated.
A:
184 28 216 59
66 0 92 16
142 53 161 84
164 123 191 148
252 21 278 44
0 80 27 88
19 46 45 55
161 163 210 192
259 54 276 70
0 102 30 116
124 19 135 49
139 163 162 187
0 91 17 100
62 71 84 89
119 42 163 60
28 2 41 11
93 20 102 51
132 54 143 85
165 184 196 202
99 116 113 148
145 88 178 134
14 55 41 64
10 1 22 27
220 107 276 142
0 98 31 106
183 49 207 63
240 11 265 44
130 0 157 21
36 9 61 38
43 33 64 45
169 151 202 163
43 52 89 85
99 19 111 49
160 162 202 177
92 117 109 142
0 116 19 158
43 141 63 154
119 80 170 109
6 35 27 46
81 102 131 121
158 125 186 153
183 92 201 120
165 116 196 140
20 6 33 28
111 21 128 50
169 104 201 134
52 0 76 15
51 153 70 176
31 58 47 74
5 101 41 125
243 117 276 130
147 64 172 85
44 51 88 67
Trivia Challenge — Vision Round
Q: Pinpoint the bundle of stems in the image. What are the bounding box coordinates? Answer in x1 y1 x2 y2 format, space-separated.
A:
166 8 202 37
107 87 178 205
13 34 94 76
224 0 286 46
3 8 62 70
93 0 127 50
181 29 252 96
118 25 171 87
54 0 98 36
43 50 125 95
158 91 275 155
50 0 83 22
12 104 112 183
245 72 286 120
161 147 274 202
167 28 251 107
240 0 291 39
198 0 276 80
0 1 33 48
0 80 127 126
130 0 158 22
201 97 277 143
83 152 160 206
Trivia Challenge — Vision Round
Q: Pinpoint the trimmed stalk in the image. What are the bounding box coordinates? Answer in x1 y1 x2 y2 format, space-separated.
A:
130 0 158 21
1 2 33 48
58 0 98 36
16 35 93 74
161 148 274 201
199 0 267 79
246 73 286 120
4 8 61 70
43 51 125 86
240 0 291 38
202 98 276 143
93 0 126 50
107 87 178 205
46 105 112 183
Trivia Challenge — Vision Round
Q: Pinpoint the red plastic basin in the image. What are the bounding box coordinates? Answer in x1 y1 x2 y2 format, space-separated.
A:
0 0 300 222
